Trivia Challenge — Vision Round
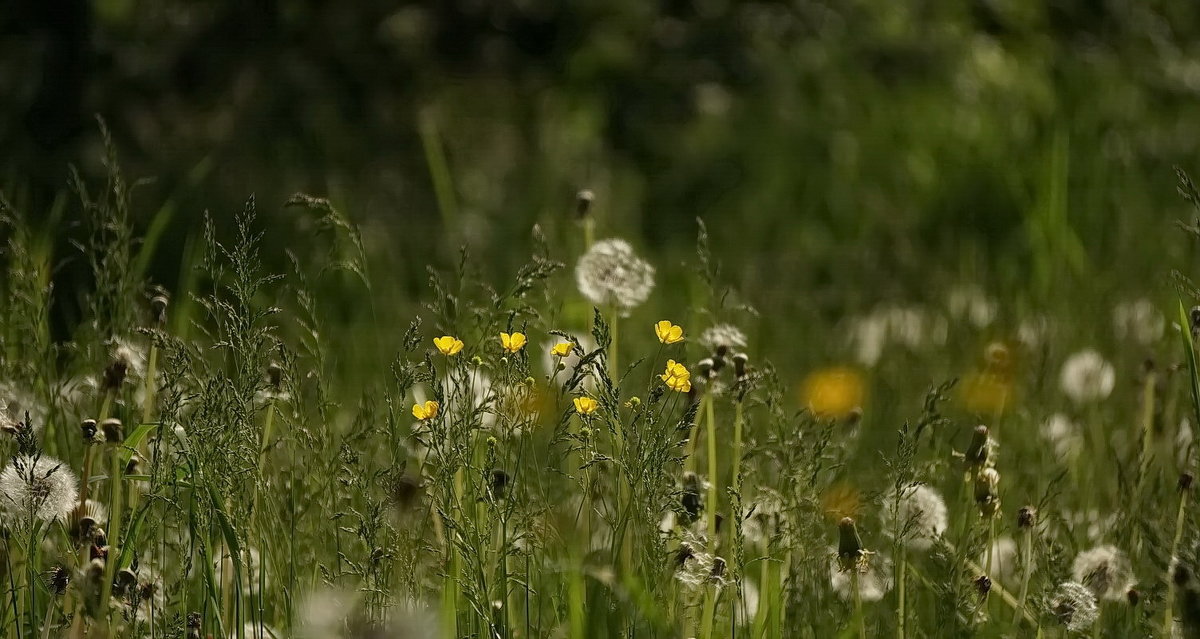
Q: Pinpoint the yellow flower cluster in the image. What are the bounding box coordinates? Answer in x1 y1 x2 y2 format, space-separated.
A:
660 359 692 393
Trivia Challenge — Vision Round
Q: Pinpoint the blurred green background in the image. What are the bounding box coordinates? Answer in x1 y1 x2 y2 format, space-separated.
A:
5 0 1200 377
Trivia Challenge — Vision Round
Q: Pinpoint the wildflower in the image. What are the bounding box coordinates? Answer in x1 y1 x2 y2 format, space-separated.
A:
412 400 439 421
660 360 692 393
699 324 748 355
655 320 684 345
1072 545 1134 601
0 455 79 523
1113 299 1164 344
1050 581 1099 632
550 342 573 358
1060 349 1115 403
573 397 599 415
575 238 656 315
433 336 465 356
1040 413 1082 458
961 371 1013 415
500 332 527 353
802 367 864 419
883 484 948 551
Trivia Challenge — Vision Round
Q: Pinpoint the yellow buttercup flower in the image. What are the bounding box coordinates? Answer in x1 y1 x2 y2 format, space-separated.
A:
550 342 573 358
654 320 684 345
412 400 439 421
573 396 600 415
433 336 464 356
660 359 692 393
500 332 527 353
802 367 864 419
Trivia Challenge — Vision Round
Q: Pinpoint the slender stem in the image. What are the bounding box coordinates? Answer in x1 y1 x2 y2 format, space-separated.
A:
852 569 865 639
1013 525 1034 629
1163 487 1190 636
705 393 718 545
98 446 124 636
897 547 907 639
699 583 718 639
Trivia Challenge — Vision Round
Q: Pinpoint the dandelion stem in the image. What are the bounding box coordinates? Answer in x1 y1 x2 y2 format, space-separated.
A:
705 392 718 547
1163 486 1189 636
1013 524 1034 629
699 583 718 639
852 568 866 639
98 445 124 636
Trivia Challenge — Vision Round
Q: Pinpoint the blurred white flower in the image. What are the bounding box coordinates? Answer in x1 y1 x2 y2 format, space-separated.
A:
829 550 892 602
982 536 1019 583
1059 349 1115 403
1072 545 1133 601
947 286 996 328
1113 299 1164 344
849 306 948 366
1050 581 1098 632
1040 413 1082 458
575 239 655 316
699 324 748 353
883 484 948 551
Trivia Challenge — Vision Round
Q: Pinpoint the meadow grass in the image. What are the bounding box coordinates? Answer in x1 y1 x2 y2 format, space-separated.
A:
0 134 1199 639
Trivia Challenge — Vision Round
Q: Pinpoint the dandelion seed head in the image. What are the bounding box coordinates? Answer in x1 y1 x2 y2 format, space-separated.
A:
0 456 78 523
1072 545 1134 601
109 336 149 382
1113 299 1164 344
575 239 655 315
982 536 1019 582
1050 581 1099 632
0 383 46 434
699 324 748 353
1060 349 1115 403
829 549 892 602
884 484 948 551
1040 413 1082 458
947 286 997 328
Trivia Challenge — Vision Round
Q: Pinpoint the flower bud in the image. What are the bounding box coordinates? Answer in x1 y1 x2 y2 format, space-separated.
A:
151 293 169 325
732 352 749 378
1181 472 1195 492
837 517 865 572
101 418 123 445
575 189 595 219
974 468 1001 518
267 362 283 390
81 419 98 443
964 425 992 474
974 574 992 597
1017 506 1037 529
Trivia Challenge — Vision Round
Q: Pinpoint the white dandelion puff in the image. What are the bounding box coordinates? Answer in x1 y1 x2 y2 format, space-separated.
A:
947 286 997 328
1060 349 1115 403
1071 545 1134 601
829 549 893 602
1049 581 1099 632
1040 413 1083 458
699 324 748 353
0 455 78 523
883 484 948 551
575 238 655 315
982 536 1019 583
0 383 47 434
1113 299 1164 345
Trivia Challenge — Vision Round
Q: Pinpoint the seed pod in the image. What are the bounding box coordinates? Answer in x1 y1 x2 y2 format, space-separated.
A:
681 472 704 524
575 189 595 219
963 425 992 474
837 517 865 572
974 574 992 597
102 359 128 392
710 557 727 581
114 567 137 598
1017 506 1037 529
489 469 510 500
81 419 98 443
974 468 1001 518
732 352 749 379
151 293 169 325
101 418 123 444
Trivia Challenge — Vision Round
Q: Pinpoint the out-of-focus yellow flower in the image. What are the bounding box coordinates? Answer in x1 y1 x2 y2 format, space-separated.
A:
500 332 527 353
802 367 864 419
660 359 692 393
434 336 464 356
654 320 684 344
821 482 862 522
550 342 573 358
961 371 1013 415
412 400 439 421
573 396 600 415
